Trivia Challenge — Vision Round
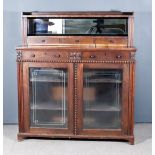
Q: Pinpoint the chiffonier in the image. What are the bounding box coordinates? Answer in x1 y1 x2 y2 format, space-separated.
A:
16 11 136 144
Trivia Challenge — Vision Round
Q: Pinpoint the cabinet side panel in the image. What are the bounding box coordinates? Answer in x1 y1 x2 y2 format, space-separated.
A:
121 64 130 135
22 63 30 132
17 62 25 132
128 63 135 135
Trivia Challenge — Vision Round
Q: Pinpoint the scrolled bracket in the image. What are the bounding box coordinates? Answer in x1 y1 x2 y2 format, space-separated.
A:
130 52 135 60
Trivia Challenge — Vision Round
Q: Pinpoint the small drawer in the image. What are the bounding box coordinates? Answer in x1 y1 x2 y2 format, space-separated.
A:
95 37 128 47
27 36 60 45
21 51 69 61
82 52 107 61
27 36 94 46
106 51 130 60
60 37 93 44
82 51 131 61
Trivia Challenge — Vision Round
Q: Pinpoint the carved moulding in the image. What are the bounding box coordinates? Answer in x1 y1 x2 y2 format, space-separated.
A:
16 59 135 64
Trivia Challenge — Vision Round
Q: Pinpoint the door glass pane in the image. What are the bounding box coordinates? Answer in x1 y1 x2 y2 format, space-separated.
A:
29 68 68 128
28 18 128 36
83 69 122 129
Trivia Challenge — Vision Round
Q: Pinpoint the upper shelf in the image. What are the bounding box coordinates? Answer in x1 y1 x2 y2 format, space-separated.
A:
21 11 134 47
23 11 134 17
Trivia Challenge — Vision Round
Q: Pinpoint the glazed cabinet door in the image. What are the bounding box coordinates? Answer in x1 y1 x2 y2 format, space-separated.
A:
22 63 74 135
77 63 129 136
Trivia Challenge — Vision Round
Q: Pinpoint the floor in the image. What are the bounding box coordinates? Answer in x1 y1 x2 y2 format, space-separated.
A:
3 124 152 155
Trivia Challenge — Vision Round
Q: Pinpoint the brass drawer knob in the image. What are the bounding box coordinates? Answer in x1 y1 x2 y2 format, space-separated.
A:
53 54 60 58
31 54 35 58
41 39 46 43
90 55 96 59
109 40 114 43
75 39 80 43
116 55 122 59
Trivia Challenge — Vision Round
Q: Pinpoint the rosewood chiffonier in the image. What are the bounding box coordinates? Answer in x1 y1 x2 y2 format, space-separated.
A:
16 11 136 144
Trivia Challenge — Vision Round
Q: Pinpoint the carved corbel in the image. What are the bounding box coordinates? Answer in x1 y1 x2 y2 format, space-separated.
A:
17 51 22 61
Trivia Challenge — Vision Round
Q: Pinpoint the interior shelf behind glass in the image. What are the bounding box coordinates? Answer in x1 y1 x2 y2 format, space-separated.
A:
30 101 67 110
84 102 121 112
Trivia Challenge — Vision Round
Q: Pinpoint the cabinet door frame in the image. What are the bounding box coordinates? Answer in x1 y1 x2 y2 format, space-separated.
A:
76 63 129 136
22 62 74 135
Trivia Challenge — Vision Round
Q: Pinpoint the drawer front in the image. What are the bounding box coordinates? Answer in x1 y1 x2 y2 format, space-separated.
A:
95 37 128 47
27 36 94 45
19 50 132 62
60 37 93 44
21 51 69 61
82 52 106 61
106 51 130 60
27 36 127 47
27 37 60 45
82 51 130 61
